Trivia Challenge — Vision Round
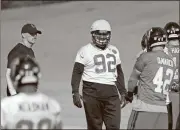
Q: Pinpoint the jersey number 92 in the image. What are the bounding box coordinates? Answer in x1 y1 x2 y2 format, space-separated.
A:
93 53 116 73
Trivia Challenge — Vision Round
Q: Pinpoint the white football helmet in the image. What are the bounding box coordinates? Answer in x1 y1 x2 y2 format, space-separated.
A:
90 19 111 49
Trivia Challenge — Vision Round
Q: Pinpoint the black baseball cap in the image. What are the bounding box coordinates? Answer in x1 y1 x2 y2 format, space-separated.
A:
21 23 42 34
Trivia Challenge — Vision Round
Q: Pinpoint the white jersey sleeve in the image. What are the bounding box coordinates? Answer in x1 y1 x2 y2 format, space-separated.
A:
75 46 88 65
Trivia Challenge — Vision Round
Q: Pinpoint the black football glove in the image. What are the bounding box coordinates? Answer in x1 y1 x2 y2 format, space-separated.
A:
72 92 82 108
120 94 128 108
171 82 179 92
125 91 133 103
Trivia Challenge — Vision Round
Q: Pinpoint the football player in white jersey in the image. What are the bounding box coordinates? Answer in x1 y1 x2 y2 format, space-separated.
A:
1 56 62 129
71 19 128 130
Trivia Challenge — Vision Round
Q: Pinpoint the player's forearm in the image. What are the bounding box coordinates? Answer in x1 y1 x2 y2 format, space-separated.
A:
71 62 84 94
6 69 17 95
116 64 127 95
128 70 139 93
128 67 140 93
128 79 138 92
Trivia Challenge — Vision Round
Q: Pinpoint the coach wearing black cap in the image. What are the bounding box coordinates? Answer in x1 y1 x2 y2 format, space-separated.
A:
6 23 42 96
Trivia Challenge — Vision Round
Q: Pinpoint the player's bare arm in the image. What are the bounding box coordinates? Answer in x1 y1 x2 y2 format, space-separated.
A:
6 49 19 96
6 68 17 95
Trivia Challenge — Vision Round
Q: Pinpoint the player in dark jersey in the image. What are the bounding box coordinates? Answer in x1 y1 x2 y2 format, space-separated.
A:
6 23 42 96
126 27 176 129
164 22 180 129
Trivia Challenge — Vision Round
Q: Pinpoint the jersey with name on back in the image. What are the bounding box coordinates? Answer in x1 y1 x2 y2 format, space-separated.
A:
1 93 61 129
75 43 121 85
166 44 179 84
135 51 176 106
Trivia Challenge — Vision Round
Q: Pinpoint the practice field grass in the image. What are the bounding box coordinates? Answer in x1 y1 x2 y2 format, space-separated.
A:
1 1 178 129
